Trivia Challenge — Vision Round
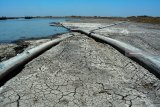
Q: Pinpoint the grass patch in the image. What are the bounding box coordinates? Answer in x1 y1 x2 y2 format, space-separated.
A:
127 16 160 24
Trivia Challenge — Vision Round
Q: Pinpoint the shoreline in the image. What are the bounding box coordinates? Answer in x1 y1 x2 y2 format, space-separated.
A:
0 32 70 62
0 31 70 44
1 16 160 24
1 17 160 62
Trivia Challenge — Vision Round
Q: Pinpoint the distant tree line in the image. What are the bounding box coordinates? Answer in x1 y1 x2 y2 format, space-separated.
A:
68 15 160 24
127 15 160 24
0 16 7 20
0 16 19 20
1 15 160 24
24 16 33 19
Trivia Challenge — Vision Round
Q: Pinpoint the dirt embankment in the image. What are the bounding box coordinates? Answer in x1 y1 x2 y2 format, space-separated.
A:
0 41 29 62
68 16 160 24
0 33 65 62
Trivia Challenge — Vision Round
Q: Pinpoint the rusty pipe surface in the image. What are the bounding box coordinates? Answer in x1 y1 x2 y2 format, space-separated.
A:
72 29 160 79
0 35 73 81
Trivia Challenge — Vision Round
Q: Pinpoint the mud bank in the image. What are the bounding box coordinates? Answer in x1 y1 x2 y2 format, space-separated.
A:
0 33 68 62
0 42 29 62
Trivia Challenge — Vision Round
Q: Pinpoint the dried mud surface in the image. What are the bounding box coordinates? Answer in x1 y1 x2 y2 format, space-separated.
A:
0 32 160 107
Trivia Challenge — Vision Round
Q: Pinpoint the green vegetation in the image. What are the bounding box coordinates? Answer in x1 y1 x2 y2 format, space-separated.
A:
69 15 160 24
127 16 160 24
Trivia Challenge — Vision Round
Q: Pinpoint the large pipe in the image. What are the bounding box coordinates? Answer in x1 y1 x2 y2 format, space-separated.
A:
72 29 160 79
0 35 73 81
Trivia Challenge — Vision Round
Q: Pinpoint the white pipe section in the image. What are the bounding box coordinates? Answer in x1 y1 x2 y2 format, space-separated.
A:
72 29 160 78
0 35 73 81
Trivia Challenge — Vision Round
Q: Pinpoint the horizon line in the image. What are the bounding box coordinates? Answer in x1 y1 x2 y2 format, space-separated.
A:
0 15 160 18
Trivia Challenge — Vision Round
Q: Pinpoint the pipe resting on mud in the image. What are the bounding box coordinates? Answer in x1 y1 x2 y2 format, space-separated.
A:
72 29 160 79
0 35 73 82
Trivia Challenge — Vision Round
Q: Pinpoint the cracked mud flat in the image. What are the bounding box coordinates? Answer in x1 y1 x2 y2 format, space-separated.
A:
93 22 160 57
63 20 160 57
0 32 160 107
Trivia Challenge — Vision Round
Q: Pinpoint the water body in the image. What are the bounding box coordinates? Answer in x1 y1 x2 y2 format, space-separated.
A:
0 18 69 43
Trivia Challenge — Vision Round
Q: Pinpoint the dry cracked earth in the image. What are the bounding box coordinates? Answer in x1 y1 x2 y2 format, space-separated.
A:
0 32 160 107
62 21 160 57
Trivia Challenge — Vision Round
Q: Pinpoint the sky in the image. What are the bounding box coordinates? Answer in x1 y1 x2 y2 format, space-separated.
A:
0 0 160 17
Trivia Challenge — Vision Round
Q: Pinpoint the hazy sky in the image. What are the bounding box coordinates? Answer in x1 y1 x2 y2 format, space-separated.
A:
0 0 160 17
